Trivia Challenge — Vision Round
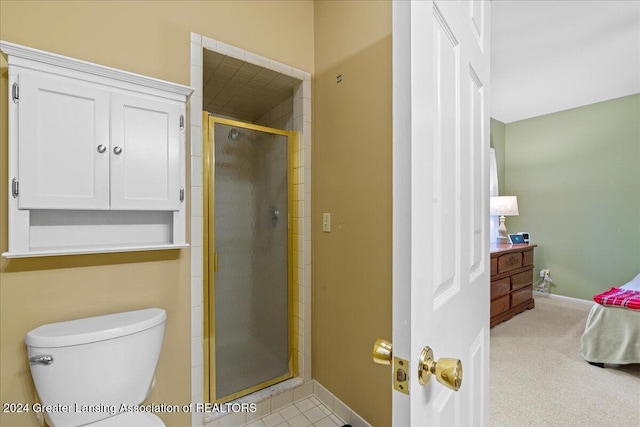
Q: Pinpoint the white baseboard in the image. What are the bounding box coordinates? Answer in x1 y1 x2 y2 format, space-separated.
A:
313 380 372 427
534 291 594 306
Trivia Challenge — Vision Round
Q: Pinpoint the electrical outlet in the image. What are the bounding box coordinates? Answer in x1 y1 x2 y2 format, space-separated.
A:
540 269 550 278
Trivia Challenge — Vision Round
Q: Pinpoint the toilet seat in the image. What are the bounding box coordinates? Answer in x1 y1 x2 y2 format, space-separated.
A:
89 412 165 426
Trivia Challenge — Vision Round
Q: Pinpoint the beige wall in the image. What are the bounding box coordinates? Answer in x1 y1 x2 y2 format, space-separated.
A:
313 1 392 425
0 2 313 427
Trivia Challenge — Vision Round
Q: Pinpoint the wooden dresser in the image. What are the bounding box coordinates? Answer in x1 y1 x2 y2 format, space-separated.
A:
490 243 537 327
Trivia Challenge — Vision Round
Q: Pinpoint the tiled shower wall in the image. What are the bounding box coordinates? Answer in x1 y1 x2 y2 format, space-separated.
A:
189 33 312 427
256 95 294 130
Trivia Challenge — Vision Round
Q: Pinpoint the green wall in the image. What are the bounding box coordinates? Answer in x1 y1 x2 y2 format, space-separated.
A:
490 118 506 194
503 94 640 300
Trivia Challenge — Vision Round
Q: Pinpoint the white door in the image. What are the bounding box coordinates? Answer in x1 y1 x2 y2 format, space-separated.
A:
392 1 490 425
110 93 182 211
18 72 111 209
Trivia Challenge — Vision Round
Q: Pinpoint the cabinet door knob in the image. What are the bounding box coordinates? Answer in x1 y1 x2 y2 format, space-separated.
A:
97 145 107 153
113 146 123 155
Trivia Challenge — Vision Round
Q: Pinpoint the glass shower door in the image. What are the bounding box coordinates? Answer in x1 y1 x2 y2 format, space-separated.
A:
208 118 293 402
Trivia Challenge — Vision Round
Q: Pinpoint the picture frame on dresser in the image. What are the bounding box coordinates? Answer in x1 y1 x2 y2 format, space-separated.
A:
508 233 525 244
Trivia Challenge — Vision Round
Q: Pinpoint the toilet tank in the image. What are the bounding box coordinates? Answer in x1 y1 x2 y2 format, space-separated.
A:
25 308 166 427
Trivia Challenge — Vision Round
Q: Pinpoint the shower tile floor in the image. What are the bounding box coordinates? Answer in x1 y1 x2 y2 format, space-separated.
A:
245 397 345 427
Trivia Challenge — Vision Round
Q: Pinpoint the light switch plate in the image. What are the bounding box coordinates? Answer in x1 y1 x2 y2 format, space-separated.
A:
322 213 331 232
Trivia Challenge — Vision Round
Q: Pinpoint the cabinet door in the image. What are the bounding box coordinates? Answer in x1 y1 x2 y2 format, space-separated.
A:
110 94 181 211
18 72 111 209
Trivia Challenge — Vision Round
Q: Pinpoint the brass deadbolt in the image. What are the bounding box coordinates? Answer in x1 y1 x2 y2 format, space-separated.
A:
372 338 393 365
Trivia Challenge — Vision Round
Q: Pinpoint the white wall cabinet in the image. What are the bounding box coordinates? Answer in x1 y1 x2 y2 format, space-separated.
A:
110 93 182 211
1 41 193 257
18 72 112 210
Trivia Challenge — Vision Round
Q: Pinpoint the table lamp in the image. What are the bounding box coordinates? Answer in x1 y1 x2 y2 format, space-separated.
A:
490 196 519 243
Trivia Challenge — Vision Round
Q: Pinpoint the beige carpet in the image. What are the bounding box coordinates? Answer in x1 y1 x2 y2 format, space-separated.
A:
490 295 640 427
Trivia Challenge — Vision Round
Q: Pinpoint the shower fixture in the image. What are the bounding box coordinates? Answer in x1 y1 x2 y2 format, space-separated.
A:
228 128 240 141
227 127 261 144
271 207 280 222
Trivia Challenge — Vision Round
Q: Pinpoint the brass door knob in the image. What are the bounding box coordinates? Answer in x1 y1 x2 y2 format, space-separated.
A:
372 338 393 365
417 346 463 391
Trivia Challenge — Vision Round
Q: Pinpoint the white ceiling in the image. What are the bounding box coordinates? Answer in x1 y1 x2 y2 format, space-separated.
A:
491 0 640 123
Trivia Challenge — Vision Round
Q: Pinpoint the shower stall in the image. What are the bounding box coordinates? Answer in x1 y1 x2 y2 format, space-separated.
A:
203 115 297 403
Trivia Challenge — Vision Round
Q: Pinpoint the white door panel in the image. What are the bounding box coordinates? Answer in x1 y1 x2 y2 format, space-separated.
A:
18 72 110 209
433 3 460 302
392 1 490 425
110 94 181 210
469 67 486 278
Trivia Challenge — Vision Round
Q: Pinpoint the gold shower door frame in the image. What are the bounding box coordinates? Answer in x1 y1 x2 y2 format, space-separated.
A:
202 113 298 404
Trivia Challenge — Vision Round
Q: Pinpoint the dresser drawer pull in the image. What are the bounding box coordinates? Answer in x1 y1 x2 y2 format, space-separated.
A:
491 278 510 299
512 287 533 307
498 253 523 273
523 250 534 266
512 270 533 291
491 295 510 317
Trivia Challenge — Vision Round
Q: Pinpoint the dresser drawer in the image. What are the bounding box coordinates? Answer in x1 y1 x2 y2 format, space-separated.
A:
522 249 534 266
497 252 522 273
511 286 533 307
491 277 510 300
491 295 510 317
491 257 498 275
511 269 533 291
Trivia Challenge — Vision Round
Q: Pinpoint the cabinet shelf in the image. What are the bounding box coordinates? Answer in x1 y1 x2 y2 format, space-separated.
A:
2 243 189 259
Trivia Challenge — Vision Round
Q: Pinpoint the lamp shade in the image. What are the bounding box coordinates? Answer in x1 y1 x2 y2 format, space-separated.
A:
490 196 519 216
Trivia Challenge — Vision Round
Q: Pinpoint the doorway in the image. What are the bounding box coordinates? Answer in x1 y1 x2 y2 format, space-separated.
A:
189 35 312 421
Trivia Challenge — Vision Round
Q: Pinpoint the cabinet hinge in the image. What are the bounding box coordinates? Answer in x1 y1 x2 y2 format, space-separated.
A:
11 178 19 198
12 83 19 103
179 187 185 202
179 115 185 130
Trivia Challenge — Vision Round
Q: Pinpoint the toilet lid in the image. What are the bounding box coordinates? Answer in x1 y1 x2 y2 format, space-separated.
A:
89 412 165 427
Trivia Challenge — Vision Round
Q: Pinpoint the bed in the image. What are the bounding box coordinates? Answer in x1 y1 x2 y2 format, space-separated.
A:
580 272 640 366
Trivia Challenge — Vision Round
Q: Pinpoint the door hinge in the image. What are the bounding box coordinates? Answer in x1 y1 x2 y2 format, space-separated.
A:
12 83 19 103
179 115 185 130
11 178 19 198
179 187 185 202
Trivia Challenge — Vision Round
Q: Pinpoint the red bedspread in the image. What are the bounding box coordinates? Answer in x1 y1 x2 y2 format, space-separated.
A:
593 287 640 310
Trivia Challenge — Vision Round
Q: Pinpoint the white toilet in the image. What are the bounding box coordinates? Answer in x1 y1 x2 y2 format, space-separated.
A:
25 308 167 427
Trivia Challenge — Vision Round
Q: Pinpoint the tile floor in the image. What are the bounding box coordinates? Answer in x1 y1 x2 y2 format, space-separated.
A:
245 397 346 427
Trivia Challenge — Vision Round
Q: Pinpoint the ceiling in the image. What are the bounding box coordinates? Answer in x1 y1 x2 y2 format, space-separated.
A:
202 50 301 123
201 2 639 125
491 0 640 123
